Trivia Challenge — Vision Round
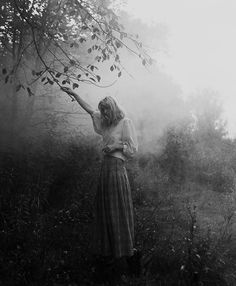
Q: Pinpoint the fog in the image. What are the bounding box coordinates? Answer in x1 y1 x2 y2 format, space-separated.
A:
124 0 236 137
2 2 236 285
60 13 189 152
0 1 232 150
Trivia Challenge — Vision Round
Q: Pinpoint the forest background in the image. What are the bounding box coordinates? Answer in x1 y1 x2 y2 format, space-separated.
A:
1 0 236 285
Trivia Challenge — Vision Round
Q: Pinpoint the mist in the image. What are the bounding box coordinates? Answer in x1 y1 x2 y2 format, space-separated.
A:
1 2 236 285
1 7 229 152
124 0 236 137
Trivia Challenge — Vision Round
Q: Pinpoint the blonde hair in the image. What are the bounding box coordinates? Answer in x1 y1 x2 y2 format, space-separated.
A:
98 96 125 127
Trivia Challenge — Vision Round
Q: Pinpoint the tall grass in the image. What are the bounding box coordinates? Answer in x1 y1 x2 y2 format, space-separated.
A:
1 128 236 285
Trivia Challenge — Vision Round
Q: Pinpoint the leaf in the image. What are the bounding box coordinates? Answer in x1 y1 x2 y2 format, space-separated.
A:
115 41 122 49
64 66 69 73
5 75 9 83
73 83 79 89
2 68 7 75
63 34 68 41
77 74 81 79
62 80 67 85
93 27 99 33
87 48 92 53
118 71 122 77
110 65 114 72
31 70 36 76
55 72 62 78
41 77 46 82
91 34 96 40
96 75 101 82
90 77 95 82
16 84 22 92
115 55 120 62
95 56 101 62
47 78 54 85
35 71 42 76
79 37 86 43
90 65 98 71
27 87 34 96
70 60 76 66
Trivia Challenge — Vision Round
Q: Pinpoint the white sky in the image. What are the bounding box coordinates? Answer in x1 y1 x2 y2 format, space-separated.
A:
123 0 236 137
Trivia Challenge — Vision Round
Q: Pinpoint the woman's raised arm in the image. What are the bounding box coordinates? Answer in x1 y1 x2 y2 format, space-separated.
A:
61 87 95 115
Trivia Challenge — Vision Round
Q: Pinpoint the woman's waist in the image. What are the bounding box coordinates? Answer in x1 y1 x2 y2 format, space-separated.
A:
103 151 126 161
102 152 126 165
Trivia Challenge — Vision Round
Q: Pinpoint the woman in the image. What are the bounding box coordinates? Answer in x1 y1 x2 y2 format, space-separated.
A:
61 87 138 279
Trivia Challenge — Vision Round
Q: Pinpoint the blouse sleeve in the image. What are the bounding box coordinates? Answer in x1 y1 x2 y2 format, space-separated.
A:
122 118 138 158
91 110 103 135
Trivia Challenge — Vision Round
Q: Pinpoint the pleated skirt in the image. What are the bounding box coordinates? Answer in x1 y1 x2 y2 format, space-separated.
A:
92 155 134 258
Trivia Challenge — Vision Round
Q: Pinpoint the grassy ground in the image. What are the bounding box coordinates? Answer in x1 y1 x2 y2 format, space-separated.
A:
1 137 236 285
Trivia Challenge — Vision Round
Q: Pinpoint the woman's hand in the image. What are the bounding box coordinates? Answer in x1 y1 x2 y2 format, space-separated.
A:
61 86 76 97
102 142 123 154
102 145 115 154
61 86 94 114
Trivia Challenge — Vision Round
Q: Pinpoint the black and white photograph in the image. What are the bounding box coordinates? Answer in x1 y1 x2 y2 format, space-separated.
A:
1 0 236 285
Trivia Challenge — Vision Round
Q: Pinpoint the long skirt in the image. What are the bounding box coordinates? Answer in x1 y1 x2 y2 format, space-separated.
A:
92 155 134 258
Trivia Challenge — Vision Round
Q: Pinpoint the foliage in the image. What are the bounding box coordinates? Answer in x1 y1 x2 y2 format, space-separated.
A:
0 0 153 148
0 0 151 94
1 128 236 285
154 96 236 193
0 135 100 285
136 202 235 286
158 121 195 185
1 90 236 285
188 90 227 140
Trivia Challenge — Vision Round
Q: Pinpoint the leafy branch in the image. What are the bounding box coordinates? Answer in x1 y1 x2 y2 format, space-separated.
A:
2 0 153 97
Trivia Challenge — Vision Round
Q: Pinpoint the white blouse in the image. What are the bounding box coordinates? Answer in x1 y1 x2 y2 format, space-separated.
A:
91 110 138 161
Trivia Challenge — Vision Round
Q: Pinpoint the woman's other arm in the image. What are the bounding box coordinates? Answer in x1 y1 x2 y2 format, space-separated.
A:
103 118 138 157
61 87 95 115
122 118 138 158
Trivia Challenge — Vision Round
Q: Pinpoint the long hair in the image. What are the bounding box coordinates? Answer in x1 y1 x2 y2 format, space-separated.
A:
98 96 125 127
